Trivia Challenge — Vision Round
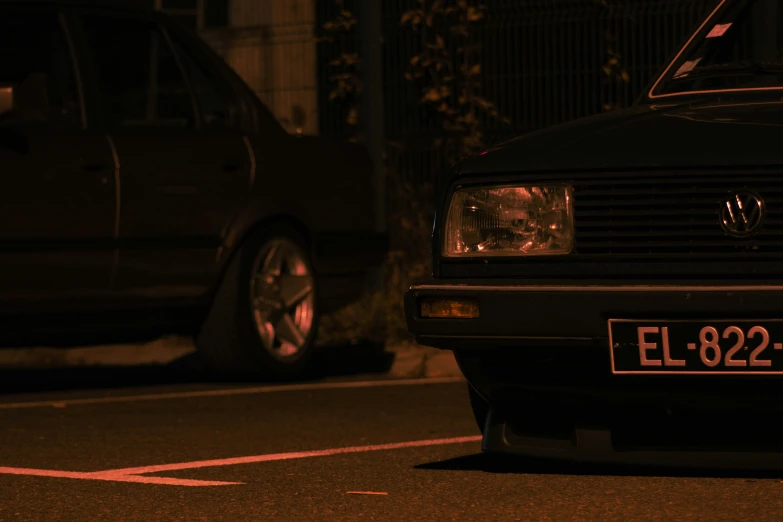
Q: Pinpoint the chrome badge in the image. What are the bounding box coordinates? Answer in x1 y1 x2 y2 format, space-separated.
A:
719 190 765 237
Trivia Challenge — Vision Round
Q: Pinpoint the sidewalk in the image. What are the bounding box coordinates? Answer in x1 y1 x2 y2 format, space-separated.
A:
0 337 463 379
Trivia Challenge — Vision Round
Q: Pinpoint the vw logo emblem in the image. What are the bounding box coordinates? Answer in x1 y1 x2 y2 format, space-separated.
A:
719 190 765 237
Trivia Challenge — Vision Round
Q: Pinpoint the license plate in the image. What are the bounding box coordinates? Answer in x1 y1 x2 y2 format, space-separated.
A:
608 319 783 375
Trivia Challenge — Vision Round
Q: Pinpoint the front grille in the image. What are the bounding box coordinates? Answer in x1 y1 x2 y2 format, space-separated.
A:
573 172 783 257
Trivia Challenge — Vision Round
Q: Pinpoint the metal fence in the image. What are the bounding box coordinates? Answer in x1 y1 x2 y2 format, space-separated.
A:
317 0 719 186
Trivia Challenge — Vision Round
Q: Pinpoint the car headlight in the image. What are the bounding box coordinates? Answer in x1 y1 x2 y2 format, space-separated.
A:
443 184 574 257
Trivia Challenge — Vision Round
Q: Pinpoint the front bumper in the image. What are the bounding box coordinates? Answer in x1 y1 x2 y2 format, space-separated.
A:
405 280 783 468
406 280 783 347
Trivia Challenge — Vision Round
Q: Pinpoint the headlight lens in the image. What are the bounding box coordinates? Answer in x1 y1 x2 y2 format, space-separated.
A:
443 184 574 257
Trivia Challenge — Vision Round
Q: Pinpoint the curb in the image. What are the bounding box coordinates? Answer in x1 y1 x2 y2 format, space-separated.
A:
0 336 196 369
386 342 464 379
0 338 464 380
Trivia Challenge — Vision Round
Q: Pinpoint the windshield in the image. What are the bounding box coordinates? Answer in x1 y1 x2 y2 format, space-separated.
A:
652 0 783 97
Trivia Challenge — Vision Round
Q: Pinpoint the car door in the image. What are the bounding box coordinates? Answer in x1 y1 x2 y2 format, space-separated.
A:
76 10 252 300
0 6 116 305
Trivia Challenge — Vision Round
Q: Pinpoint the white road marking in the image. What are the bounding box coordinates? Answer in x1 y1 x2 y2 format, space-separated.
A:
0 467 239 487
99 436 484 475
0 377 465 410
0 435 482 487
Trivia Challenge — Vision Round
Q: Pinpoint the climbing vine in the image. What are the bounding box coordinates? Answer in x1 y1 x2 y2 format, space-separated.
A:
317 1 362 139
597 0 631 111
401 0 509 163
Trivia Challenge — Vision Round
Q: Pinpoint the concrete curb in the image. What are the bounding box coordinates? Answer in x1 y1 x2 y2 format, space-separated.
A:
386 342 464 379
0 338 464 379
0 336 196 369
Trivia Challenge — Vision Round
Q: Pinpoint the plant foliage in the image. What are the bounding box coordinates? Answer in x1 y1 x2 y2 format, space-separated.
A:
401 0 509 163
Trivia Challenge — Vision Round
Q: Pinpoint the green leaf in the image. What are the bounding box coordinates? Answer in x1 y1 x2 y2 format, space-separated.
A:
422 88 442 102
346 107 358 126
467 7 484 22
475 97 492 109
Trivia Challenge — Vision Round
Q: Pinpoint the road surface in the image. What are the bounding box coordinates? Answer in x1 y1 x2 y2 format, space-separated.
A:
0 365 782 521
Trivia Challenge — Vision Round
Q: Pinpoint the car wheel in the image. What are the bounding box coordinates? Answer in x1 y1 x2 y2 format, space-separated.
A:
468 384 490 435
196 226 318 379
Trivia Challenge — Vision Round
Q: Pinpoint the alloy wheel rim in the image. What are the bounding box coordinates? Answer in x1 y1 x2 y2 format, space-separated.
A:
249 238 315 360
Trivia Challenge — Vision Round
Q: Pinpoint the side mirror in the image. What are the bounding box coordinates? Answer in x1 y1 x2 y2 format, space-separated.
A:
0 85 14 118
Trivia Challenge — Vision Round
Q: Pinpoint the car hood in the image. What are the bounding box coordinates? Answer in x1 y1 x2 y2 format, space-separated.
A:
457 99 783 177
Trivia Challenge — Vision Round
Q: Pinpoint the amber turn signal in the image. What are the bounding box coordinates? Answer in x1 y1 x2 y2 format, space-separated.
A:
419 298 479 319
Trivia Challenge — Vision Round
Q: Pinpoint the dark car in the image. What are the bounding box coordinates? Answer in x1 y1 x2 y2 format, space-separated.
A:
0 1 386 378
405 0 783 468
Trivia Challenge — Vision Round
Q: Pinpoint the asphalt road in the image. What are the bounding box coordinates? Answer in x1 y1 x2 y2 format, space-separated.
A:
2 366 783 521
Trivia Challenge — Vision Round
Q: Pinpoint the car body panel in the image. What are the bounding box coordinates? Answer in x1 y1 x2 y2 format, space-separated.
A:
407 0 783 465
0 1 386 339
458 99 783 177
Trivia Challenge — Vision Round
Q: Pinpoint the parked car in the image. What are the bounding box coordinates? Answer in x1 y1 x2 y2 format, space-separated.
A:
0 1 387 378
405 0 783 467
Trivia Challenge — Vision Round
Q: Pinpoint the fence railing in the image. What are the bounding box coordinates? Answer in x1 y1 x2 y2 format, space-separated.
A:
318 0 719 186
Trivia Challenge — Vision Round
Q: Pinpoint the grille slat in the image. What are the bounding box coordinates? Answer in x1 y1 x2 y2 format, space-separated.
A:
574 174 783 257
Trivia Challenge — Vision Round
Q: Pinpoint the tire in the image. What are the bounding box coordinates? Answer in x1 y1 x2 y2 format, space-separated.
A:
196 225 319 380
468 384 490 435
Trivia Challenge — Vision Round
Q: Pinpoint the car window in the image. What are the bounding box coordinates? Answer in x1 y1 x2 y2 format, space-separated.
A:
0 10 81 128
166 34 237 129
80 15 196 129
654 0 783 96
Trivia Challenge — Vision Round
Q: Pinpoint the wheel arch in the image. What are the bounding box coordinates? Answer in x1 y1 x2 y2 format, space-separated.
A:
203 213 313 318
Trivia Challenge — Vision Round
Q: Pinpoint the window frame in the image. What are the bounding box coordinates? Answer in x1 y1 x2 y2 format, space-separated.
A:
72 8 203 131
160 19 243 132
160 13 256 133
645 0 783 101
0 5 87 132
160 12 269 135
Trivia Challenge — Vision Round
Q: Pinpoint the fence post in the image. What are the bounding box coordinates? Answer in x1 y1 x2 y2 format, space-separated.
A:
358 1 386 233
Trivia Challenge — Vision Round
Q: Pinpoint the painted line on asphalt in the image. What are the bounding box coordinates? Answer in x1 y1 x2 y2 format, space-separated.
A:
0 376 465 410
0 467 239 486
0 435 483 487
100 435 485 475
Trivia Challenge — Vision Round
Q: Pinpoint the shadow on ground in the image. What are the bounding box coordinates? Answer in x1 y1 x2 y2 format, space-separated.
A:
0 342 394 396
416 452 783 480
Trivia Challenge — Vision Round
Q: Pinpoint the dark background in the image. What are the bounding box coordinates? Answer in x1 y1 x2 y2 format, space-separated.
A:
144 0 720 186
